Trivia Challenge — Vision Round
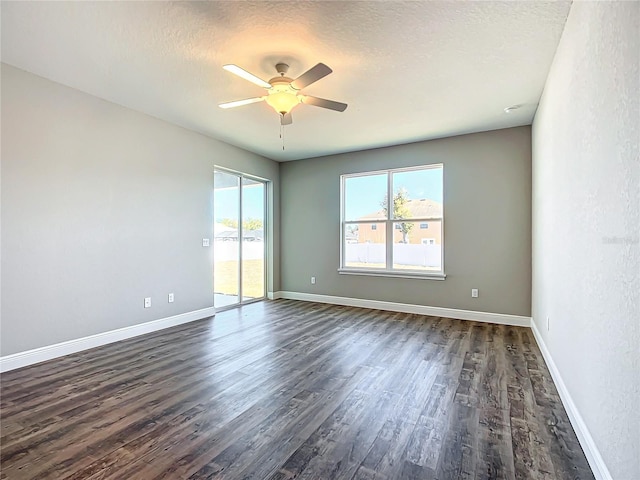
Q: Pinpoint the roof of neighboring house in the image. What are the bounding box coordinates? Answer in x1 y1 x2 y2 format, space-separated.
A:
358 199 443 221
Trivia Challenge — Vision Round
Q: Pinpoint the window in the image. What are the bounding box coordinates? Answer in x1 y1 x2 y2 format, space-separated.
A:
340 164 444 278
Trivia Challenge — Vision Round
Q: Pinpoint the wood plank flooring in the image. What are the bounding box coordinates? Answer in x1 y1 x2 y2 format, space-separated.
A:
0 300 594 479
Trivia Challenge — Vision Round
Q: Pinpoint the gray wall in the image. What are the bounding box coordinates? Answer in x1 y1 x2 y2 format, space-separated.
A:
532 2 639 478
1 64 280 356
280 127 532 316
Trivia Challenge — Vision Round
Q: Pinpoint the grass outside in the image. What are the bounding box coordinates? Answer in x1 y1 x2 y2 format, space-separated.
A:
214 259 265 298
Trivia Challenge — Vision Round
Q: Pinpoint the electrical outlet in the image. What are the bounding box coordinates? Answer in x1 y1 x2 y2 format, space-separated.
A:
168 293 174 303
471 288 479 298
202 238 210 247
311 276 316 285
144 297 151 308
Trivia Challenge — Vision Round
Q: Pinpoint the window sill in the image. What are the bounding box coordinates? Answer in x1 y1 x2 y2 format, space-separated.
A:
337 268 446 281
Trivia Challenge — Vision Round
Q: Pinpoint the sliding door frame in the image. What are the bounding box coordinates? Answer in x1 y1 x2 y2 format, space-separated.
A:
213 166 268 311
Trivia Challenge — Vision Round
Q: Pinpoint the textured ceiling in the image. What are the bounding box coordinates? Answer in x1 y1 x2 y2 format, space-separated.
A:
1 1 571 161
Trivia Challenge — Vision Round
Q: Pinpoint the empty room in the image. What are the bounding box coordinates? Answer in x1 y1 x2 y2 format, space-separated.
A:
1 1 638 479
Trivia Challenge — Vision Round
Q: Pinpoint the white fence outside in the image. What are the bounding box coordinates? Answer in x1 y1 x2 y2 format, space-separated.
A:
214 240 264 261
215 241 440 268
345 243 441 269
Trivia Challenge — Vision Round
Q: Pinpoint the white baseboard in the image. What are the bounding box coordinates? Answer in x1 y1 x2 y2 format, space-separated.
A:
531 321 612 480
275 291 530 327
267 291 282 300
0 306 216 373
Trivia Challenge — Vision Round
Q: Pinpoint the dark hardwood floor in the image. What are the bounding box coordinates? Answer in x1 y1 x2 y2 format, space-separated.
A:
1 300 594 479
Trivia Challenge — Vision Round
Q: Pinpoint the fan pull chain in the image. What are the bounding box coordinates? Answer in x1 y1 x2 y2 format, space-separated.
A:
279 120 285 150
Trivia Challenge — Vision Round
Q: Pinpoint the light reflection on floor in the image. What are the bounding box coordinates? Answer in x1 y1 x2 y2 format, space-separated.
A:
203 301 379 385
204 301 280 381
214 293 256 309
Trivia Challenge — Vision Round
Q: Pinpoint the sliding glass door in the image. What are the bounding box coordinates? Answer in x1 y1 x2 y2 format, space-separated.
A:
240 177 265 301
213 169 266 309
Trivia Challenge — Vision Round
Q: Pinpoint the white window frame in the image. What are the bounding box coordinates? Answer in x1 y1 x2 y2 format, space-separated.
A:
339 164 445 280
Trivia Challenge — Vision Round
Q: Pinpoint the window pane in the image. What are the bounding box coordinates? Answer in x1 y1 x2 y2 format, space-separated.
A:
392 221 442 271
340 165 445 275
241 177 265 300
344 223 386 269
344 174 388 221
391 167 443 220
214 171 240 307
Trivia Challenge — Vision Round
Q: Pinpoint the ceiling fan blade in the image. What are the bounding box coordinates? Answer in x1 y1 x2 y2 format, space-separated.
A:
281 112 293 125
222 64 271 89
291 63 332 90
302 96 348 112
218 97 264 109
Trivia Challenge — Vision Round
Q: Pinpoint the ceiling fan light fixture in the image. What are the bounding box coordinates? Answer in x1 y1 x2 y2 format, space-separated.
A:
221 62 347 124
264 82 300 115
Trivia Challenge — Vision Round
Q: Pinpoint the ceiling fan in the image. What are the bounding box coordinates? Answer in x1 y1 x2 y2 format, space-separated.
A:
219 62 348 125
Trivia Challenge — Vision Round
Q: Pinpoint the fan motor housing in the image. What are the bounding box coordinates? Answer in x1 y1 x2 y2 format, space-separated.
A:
268 77 294 87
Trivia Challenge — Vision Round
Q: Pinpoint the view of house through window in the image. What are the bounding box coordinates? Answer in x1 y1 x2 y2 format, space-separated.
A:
341 164 443 274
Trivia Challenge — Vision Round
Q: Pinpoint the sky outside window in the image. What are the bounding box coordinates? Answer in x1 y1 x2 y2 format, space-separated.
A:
344 174 387 220
392 168 443 202
344 167 443 220
214 185 264 221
